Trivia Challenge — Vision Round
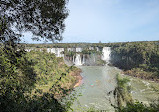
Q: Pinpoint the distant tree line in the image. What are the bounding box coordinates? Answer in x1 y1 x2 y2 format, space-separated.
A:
110 41 159 81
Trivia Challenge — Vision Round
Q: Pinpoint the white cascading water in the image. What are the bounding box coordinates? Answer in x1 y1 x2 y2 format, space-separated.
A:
25 49 30 52
82 55 85 65
49 48 64 57
102 47 111 63
57 48 64 57
96 47 99 51
76 48 82 52
50 48 56 54
73 55 75 63
25 48 34 52
47 48 51 53
74 54 82 66
27 47 111 65
89 47 94 50
93 54 96 62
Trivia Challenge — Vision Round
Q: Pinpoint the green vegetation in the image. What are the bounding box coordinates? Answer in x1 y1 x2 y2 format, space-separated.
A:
25 41 159 80
108 74 133 110
0 0 77 111
119 101 159 112
26 50 80 96
62 47 105 66
81 48 102 55
116 78 159 112
0 0 68 43
0 45 81 112
64 51 76 57
24 43 108 48
24 41 158 48
108 74 159 112
110 41 159 82
1 2 159 110
96 59 106 66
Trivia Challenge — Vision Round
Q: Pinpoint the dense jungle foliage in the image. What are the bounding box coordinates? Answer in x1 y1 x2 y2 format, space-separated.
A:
24 41 159 111
0 45 82 112
0 0 74 111
114 74 159 112
1 43 159 111
110 41 159 82
24 41 158 48
84 74 159 112
25 41 159 73
106 74 159 112
0 0 68 43
26 50 80 97
24 43 107 48
1 0 159 111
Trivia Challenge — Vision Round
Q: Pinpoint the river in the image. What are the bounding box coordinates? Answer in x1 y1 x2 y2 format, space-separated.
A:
72 66 159 111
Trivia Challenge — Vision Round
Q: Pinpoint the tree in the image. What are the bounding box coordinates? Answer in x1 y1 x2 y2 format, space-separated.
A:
108 74 133 110
0 0 69 43
0 0 70 112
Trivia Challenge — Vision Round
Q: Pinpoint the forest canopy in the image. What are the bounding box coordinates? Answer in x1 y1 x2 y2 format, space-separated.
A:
0 0 72 112
0 0 69 43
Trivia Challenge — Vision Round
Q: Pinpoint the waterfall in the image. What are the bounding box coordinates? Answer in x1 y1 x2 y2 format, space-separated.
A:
89 47 94 50
74 54 82 66
25 48 34 52
91 53 96 63
26 46 112 65
56 48 64 57
47 48 51 53
76 48 82 52
82 55 85 65
25 49 30 52
50 48 56 54
102 47 111 63
96 47 99 51
50 48 64 57
73 55 75 63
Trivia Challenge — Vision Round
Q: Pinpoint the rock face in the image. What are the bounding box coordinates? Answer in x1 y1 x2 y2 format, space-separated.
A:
67 47 111 66
26 47 111 66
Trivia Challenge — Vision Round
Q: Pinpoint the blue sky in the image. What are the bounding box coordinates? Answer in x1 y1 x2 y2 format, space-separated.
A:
22 0 159 43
